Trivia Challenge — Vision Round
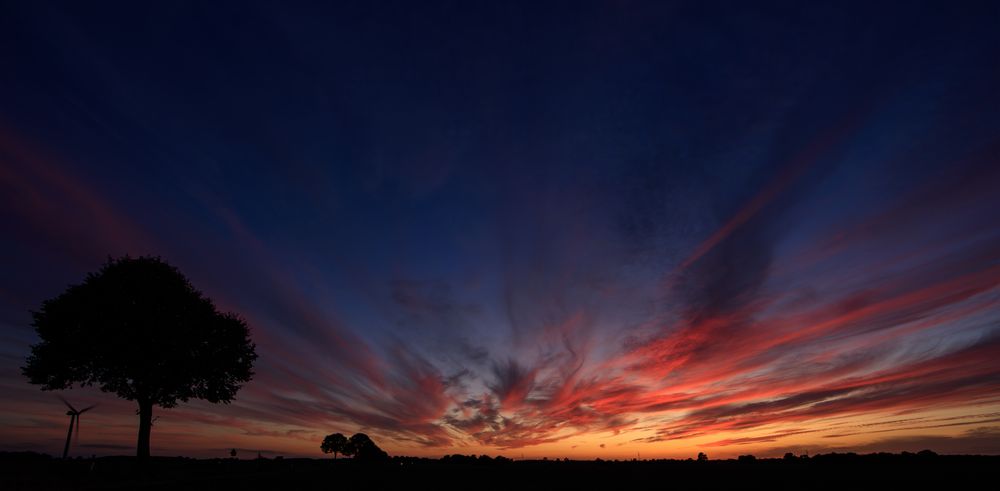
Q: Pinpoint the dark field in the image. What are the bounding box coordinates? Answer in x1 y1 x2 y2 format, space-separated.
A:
2 452 998 490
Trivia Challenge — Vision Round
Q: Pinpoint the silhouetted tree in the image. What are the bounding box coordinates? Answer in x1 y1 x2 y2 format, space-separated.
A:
347 433 389 461
697 452 708 461
321 433 349 459
784 452 797 461
21 256 257 460
738 454 757 463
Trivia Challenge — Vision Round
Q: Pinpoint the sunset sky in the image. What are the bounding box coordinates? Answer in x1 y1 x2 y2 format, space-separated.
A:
1 1 999 459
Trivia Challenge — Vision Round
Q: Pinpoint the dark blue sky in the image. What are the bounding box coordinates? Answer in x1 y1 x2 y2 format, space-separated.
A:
2 1 999 458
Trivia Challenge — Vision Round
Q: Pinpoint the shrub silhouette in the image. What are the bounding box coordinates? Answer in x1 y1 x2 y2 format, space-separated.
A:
21 256 257 459
347 433 388 461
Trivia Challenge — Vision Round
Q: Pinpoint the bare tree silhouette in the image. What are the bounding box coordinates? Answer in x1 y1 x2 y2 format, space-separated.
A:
21 255 257 460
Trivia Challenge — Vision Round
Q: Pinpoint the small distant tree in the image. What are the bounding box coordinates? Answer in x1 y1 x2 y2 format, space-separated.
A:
784 452 797 461
321 433 349 459
21 256 257 460
697 452 708 461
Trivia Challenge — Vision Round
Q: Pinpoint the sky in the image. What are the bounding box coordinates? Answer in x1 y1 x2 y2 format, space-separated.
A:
1 1 999 460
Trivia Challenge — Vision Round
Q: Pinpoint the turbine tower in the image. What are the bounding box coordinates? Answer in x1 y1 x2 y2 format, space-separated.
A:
59 396 95 459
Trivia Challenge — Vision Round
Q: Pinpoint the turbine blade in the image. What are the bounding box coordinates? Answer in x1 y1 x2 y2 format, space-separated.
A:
78 405 97 414
57 395 77 413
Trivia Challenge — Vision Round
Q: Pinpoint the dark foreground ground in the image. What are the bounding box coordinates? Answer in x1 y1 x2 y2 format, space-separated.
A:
2 452 998 490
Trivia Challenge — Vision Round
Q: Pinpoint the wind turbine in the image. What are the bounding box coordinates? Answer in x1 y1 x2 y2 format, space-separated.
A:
58 396 96 459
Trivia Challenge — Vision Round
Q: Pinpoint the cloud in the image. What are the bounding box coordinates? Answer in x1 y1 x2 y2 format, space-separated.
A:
2 24 999 460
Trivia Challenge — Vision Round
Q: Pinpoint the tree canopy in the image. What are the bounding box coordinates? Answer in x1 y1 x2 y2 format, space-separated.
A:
321 433 349 458
21 255 258 458
320 433 388 461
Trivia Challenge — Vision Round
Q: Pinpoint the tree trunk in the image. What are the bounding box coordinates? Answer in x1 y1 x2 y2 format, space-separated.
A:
137 400 153 460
